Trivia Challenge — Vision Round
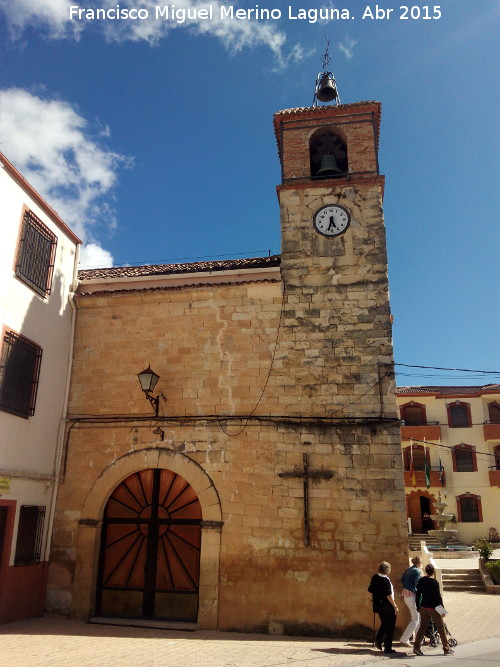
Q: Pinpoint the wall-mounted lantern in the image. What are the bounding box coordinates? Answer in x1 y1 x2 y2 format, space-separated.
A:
137 365 163 416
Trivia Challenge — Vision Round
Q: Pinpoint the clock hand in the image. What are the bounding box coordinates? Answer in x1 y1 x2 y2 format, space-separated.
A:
328 215 338 231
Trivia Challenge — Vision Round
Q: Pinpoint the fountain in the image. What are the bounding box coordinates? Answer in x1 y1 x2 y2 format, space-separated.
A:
428 492 458 549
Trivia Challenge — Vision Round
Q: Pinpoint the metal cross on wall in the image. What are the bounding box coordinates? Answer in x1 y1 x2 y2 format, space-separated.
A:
278 453 334 546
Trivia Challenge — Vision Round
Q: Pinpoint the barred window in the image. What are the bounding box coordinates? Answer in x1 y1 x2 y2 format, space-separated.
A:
0 330 42 418
14 505 46 565
448 402 471 428
452 444 477 472
400 402 426 426
15 209 57 297
457 495 481 523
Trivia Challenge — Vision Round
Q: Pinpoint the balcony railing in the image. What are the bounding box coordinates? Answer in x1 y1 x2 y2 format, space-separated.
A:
483 421 500 441
488 467 500 487
403 467 446 488
401 422 442 441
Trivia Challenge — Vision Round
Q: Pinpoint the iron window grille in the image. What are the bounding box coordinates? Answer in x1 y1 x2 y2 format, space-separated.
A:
459 497 479 523
15 209 57 297
448 403 470 428
0 330 42 418
14 505 46 565
454 447 475 472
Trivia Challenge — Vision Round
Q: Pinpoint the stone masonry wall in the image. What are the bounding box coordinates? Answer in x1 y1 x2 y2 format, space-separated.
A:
48 276 408 636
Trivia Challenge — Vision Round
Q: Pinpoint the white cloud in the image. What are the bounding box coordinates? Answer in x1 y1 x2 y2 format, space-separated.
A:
79 243 114 269
0 0 80 38
0 88 131 265
338 36 357 60
0 0 291 63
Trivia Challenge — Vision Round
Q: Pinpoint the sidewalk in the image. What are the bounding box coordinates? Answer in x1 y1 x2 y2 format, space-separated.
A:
1 585 499 667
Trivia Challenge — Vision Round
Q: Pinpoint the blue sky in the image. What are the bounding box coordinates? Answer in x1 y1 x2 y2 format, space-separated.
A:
0 1 498 386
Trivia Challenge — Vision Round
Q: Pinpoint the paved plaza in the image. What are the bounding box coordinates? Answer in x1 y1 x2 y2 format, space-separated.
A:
1 584 499 667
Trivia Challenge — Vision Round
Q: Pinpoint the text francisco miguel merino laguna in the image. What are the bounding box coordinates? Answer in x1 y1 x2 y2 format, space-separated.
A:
69 4 355 24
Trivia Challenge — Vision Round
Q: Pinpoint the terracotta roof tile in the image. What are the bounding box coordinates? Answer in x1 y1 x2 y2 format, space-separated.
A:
397 385 500 396
78 254 281 281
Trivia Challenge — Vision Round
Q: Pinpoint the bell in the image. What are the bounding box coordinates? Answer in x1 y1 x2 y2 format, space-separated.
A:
316 154 341 176
316 74 338 103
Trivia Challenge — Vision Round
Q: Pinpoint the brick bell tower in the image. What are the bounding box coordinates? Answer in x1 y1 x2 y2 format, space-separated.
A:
271 58 408 632
273 81 394 418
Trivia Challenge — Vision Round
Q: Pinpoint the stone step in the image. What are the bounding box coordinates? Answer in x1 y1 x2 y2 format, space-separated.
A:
443 583 485 591
441 568 484 591
443 577 483 583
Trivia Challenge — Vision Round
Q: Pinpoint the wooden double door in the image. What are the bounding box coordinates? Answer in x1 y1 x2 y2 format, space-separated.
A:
96 469 201 622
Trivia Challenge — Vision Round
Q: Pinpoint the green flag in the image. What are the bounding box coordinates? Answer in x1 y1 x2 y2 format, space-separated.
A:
424 446 431 488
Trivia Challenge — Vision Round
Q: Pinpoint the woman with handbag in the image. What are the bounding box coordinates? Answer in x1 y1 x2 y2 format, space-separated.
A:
413 564 454 656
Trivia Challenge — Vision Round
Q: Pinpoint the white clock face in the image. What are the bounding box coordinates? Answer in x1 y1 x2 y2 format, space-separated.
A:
313 205 350 237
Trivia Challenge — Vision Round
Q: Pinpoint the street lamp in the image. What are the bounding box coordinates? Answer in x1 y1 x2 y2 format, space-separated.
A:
137 365 163 416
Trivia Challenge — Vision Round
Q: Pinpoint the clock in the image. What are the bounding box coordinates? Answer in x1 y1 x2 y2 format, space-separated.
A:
313 204 350 237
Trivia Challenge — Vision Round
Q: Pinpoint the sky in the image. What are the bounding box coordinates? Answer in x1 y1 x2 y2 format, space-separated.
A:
0 0 498 387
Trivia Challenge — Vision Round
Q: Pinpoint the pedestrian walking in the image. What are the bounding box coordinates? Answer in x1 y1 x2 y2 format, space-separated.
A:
399 556 422 647
413 563 455 656
368 561 399 654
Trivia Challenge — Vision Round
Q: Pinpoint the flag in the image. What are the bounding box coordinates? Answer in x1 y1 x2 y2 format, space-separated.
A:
410 439 416 486
424 444 431 489
439 456 445 486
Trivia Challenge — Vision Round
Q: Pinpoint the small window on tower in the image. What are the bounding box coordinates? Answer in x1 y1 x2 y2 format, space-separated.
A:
310 128 348 180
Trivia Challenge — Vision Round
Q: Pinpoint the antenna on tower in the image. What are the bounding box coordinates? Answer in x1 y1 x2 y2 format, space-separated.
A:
313 38 341 107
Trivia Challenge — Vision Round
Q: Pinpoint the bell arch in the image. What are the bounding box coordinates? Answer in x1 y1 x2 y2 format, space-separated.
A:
309 127 348 179
72 447 222 628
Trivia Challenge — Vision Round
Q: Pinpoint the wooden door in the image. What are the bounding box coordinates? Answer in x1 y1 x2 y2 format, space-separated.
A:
407 493 423 533
96 469 201 621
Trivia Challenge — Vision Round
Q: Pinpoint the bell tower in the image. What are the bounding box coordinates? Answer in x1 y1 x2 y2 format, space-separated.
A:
273 96 393 418
269 59 408 633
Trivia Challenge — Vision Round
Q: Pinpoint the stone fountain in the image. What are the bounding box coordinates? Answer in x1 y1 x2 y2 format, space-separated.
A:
428 492 458 549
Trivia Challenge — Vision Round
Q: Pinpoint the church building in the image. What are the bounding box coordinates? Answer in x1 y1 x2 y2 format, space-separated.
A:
46 87 409 635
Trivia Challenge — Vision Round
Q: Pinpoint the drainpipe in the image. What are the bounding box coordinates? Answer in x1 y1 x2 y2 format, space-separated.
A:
44 244 80 562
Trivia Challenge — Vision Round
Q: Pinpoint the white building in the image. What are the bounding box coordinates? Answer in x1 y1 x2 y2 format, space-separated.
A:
0 152 81 623
396 385 500 545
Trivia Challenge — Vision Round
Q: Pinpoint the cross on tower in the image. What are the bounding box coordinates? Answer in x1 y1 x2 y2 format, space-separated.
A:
278 453 334 546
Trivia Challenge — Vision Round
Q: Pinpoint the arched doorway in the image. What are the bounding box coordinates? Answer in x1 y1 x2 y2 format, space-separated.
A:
406 491 435 534
96 468 201 622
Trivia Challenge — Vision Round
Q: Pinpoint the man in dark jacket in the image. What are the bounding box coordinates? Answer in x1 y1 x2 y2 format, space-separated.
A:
368 561 399 654
413 564 454 656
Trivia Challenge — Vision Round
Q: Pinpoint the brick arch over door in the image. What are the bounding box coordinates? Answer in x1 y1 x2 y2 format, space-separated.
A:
406 490 437 534
72 448 222 628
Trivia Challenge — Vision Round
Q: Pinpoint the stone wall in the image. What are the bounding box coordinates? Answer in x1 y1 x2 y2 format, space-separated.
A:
48 276 408 636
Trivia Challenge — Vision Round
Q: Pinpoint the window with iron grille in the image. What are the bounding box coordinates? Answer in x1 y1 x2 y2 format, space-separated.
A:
457 496 481 523
14 505 46 565
488 402 500 423
0 330 42 418
15 209 57 297
448 402 471 428
452 444 477 472
400 402 427 426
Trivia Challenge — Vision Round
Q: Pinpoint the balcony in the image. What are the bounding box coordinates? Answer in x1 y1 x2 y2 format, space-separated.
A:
489 469 500 487
401 423 441 441
404 468 446 488
483 422 500 441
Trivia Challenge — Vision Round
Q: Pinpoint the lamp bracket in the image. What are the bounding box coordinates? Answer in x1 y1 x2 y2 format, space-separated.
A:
145 392 165 417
